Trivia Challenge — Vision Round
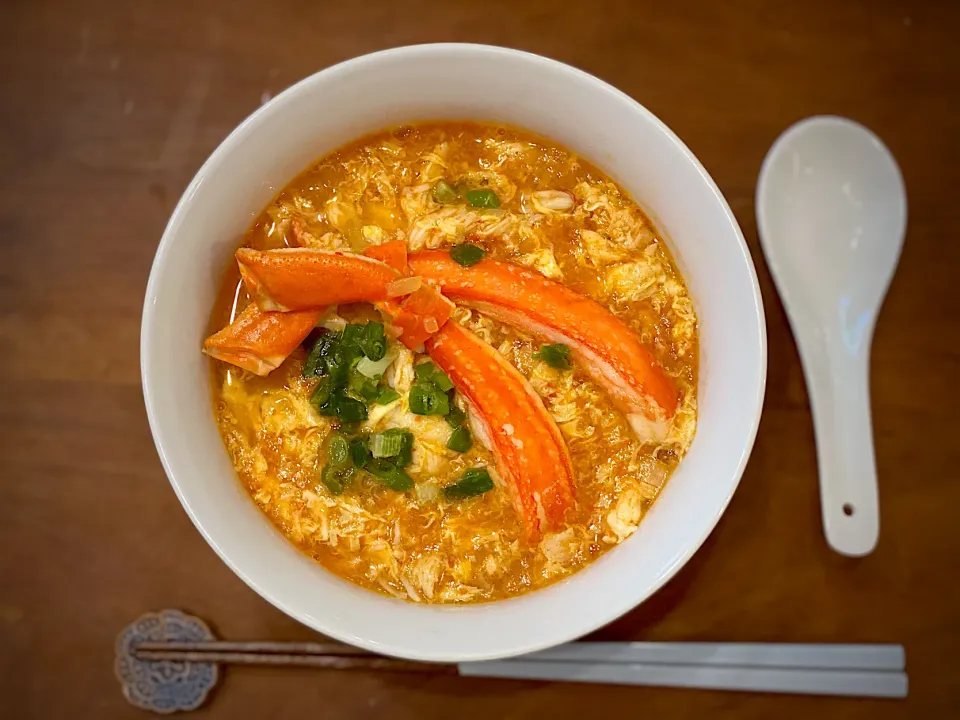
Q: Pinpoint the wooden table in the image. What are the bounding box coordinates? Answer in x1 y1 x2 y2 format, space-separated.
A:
2 0 958 716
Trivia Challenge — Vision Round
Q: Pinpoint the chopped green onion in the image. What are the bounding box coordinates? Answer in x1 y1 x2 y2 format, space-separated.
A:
408 385 429 414
334 395 368 423
348 371 380 403
309 376 332 410
321 464 343 494
376 387 400 405
446 425 472 453
321 463 354 495
304 324 395 424
358 322 387 361
443 467 494 498
534 343 572 370
445 404 467 428
327 433 350 467
315 394 340 417
361 381 380 403
357 352 394 378
349 438 370 468
340 323 365 347
450 243 486 267
346 369 364 393
395 429 414 467
414 362 437 382
432 370 454 392
370 428 411 459
325 343 361 386
465 189 500 209
370 432 402 458
432 179 458 204
302 332 337 377
409 383 450 416
338 322 387 361
414 361 455 392
367 459 414 491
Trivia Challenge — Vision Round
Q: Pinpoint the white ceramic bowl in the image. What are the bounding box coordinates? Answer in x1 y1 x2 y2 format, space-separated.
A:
142 44 766 662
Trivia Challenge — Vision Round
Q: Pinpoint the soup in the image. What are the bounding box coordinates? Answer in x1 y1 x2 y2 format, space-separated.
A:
204 122 698 604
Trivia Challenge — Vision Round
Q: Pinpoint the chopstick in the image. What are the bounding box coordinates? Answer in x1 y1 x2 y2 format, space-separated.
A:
135 641 371 656
132 641 907 698
134 649 443 674
459 659 908 698
464 643 907 697
514 641 906 671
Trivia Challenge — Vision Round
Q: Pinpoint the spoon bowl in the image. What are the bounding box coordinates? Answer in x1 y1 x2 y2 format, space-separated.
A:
757 115 906 556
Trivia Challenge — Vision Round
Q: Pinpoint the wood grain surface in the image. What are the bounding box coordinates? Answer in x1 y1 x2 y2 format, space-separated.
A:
1 0 958 717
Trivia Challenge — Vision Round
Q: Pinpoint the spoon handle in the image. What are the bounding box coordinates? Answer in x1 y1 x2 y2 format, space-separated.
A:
802 337 880 556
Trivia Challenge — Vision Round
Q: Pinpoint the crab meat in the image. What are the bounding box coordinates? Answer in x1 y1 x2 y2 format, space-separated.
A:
408 250 679 441
206 241 433 374
383 285 456 350
203 222 324 374
426 322 575 538
362 239 408 272
236 247 400 311
202 303 323 375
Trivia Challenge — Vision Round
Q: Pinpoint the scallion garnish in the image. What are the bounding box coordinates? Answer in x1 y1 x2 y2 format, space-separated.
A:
432 179 458 204
414 361 454 391
302 332 338 378
305 326 422 495
395 430 413 468
309 376 332 410
431 370 454 392
315 393 340 417
356 353 394 378
446 425 472 453
367 459 414 491
325 343 361 387
445 404 467 428
326 433 350 467
443 467 494 498
414 362 437 382
348 371 380 403
465 188 500 208
450 243 486 267
358 322 387 361
409 383 450 416
321 463 354 495
349 438 370 469
333 395 367 423
534 343 572 370
375 387 400 405
340 323 365 348
370 428 412 459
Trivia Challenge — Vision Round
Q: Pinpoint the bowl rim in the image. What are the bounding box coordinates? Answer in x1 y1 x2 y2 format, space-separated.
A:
141 42 767 660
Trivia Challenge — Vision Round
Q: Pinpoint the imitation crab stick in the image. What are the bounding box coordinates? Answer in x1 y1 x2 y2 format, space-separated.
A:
385 285 456 350
203 225 326 375
362 239 408 273
202 303 323 376
408 250 679 442
361 243 455 350
236 248 400 311
362 241 455 349
206 242 440 374
426 322 575 537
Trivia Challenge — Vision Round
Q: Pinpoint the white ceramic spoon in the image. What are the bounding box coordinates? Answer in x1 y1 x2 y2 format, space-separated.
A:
757 116 906 557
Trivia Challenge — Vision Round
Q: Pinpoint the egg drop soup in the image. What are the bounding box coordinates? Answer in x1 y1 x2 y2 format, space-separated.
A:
205 122 698 604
